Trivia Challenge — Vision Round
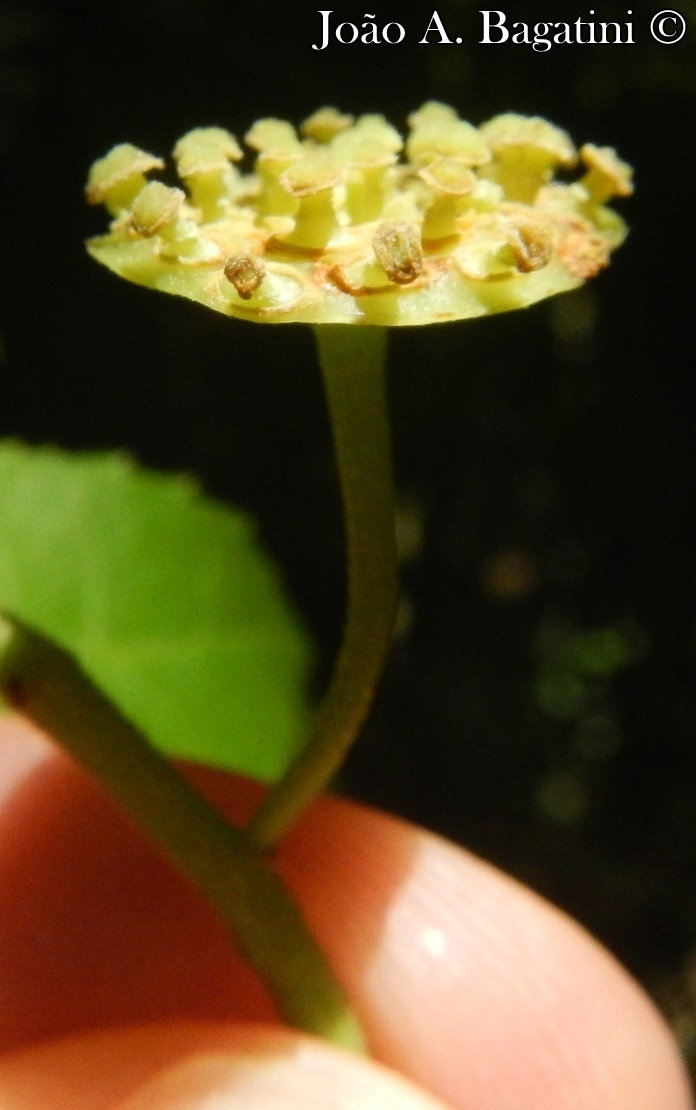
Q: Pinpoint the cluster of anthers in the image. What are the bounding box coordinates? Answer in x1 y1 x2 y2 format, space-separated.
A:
86 102 633 327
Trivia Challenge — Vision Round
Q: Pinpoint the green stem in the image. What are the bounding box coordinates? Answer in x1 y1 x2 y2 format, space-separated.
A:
247 325 399 849
0 612 366 1053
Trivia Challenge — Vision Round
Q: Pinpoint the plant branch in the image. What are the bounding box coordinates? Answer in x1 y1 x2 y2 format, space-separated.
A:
0 612 366 1053
247 325 399 849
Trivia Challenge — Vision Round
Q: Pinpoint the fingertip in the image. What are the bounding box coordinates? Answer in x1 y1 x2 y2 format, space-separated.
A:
116 1027 450 1110
0 1023 450 1110
279 797 694 1109
0 719 691 1108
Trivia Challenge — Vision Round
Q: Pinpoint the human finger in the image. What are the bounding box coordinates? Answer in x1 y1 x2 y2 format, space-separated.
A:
0 1023 451 1110
0 717 692 1109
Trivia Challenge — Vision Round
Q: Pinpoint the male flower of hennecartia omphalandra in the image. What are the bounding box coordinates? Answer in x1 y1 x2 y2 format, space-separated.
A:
86 103 632 327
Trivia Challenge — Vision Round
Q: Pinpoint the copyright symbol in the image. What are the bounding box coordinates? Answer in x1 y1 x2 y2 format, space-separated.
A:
650 9 687 43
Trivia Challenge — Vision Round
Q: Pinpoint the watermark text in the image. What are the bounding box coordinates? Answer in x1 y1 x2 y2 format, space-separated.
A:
310 9 687 50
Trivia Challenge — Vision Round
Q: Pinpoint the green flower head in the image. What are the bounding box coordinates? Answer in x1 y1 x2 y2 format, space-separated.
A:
86 103 632 327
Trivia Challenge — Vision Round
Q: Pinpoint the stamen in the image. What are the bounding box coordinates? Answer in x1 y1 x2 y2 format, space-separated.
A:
372 222 424 284
224 253 266 299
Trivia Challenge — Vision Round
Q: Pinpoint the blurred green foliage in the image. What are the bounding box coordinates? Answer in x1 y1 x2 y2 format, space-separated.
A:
0 444 310 781
535 619 644 720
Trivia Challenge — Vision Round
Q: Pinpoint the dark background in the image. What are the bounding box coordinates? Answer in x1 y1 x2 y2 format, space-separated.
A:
2 0 696 1077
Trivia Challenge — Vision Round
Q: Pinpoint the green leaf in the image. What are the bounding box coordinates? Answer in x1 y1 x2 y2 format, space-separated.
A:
0 442 311 782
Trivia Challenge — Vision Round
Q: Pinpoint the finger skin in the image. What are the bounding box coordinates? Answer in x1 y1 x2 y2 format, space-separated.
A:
0 717 692 1109
115 1027 450 1110
0 1023 451 1110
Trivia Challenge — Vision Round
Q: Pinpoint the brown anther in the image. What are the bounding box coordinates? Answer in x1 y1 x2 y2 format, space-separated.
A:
224 253 266 299
559 228 610 279
372 222 424 284
505 215 554 272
